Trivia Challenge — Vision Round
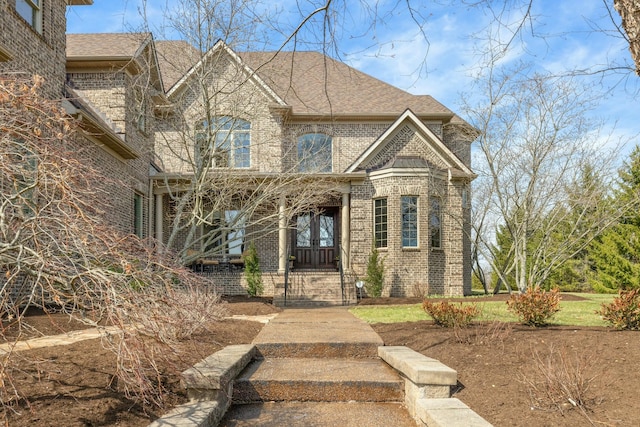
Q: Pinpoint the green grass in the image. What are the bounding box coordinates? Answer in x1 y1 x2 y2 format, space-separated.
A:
349 293 616 327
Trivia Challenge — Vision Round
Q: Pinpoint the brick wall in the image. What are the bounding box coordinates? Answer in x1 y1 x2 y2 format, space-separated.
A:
67 65 156 237
0 0 68 98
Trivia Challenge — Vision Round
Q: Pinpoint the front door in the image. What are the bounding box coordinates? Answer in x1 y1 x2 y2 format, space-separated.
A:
293 208 338 269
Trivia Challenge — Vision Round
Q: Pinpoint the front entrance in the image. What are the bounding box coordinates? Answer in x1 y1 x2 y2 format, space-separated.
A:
292 208 339 269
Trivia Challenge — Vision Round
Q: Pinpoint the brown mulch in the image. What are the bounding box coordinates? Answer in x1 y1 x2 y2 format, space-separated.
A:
2 295 639 427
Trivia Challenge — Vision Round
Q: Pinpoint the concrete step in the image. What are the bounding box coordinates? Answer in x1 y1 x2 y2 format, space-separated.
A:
219 402 416 427
252 308 384 358
232 358 404 403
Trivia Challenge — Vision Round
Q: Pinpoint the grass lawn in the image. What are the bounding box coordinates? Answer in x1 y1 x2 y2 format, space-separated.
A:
350 293 616 327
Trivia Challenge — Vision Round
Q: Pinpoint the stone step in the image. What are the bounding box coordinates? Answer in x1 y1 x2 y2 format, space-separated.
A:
219 402 417 427
273 296 356 308
232 358 404 403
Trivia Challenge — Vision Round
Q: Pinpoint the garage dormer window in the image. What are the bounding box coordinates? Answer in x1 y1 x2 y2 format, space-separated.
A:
196 117 250 168
16 0 42 33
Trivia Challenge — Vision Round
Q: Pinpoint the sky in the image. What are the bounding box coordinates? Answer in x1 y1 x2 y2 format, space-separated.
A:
66 0 639 162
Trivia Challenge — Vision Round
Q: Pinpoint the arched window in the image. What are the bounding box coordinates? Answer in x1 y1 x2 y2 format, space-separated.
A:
196 116 250 168
297 133 332 172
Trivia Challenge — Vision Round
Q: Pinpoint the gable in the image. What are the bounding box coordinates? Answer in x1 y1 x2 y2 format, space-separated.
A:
162 40 286 108
346 109 475 179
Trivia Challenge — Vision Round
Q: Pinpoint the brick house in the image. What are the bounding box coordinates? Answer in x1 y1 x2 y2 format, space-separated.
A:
149 40 477 300
2 0 476 302
1 1 156 239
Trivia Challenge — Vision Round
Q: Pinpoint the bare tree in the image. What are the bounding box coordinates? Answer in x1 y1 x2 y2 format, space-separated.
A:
0 75 225 409
137 1 346 265
461 63 632 293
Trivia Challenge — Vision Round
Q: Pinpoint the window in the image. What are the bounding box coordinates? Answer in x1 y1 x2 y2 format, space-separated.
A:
298 133 332 172
462 187 470 209
13 144 37 217
196 117 250 168
430 197 442 249
203 210 245 255
136 105 146 132
16 0 41 32
401 196 418 248
374 198 388 248
134 193 144 238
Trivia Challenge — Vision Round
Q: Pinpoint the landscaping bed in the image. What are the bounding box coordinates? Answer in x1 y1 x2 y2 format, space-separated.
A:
2 295 639 426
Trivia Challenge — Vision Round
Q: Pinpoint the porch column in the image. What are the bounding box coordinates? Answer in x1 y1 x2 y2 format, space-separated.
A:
155 193 163 245
341 192 350 269
278 196 287 274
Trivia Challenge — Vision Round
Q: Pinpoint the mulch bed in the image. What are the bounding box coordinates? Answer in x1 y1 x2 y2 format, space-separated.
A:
3 294 639 427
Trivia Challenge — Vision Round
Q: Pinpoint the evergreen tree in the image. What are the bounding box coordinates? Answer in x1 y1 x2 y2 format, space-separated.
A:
365 245 385 297
588 146 640 292
243 241 263 296
545 163 609 291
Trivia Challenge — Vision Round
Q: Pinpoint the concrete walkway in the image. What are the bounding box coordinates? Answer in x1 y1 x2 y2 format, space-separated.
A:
218 307 417 426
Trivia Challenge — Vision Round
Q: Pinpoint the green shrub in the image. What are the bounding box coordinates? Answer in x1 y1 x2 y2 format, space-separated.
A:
365 245 385 297
598 289 640 330
243 242 263 297
506 287 561 326
422 300 480 328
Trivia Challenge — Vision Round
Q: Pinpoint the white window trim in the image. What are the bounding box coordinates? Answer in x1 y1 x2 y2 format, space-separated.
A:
401 195 419 248
373 198 388 249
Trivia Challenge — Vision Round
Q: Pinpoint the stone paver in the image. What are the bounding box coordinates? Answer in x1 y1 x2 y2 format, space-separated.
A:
0 314 274 355
0 326 123 354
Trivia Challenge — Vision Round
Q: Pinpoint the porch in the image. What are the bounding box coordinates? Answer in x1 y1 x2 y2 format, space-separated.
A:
194 270 358 307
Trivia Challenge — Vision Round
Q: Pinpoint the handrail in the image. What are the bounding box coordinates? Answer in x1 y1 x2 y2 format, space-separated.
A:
339 244 345 305
284 246 290 307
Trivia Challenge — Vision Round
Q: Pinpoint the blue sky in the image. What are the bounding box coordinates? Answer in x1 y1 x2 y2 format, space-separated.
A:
66 0 639 160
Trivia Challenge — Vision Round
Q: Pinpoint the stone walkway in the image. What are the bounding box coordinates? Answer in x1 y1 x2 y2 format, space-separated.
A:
0 325 123 355
218 307 417 426
0 314 277 355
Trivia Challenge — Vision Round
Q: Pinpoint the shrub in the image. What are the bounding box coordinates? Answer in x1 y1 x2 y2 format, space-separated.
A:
422 300 480 328
506 287 561 326
518 344 601 415
243 242 263 297
598 289 640 330
365 245 385 297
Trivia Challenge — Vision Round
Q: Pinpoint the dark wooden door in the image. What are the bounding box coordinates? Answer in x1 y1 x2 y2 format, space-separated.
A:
293 208 338 269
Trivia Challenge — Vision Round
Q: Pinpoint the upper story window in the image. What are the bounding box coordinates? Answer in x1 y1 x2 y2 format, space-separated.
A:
298 133 332 172
374 198 388 248
135 90 147 133
196 116 250 168
16 0 42 33
430 196 442 249
401 196 418 248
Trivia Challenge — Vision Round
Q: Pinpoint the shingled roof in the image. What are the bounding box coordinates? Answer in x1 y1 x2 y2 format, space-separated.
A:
239 51 454 118
154 40 202 92
68 36 463 121
67 33 152 59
